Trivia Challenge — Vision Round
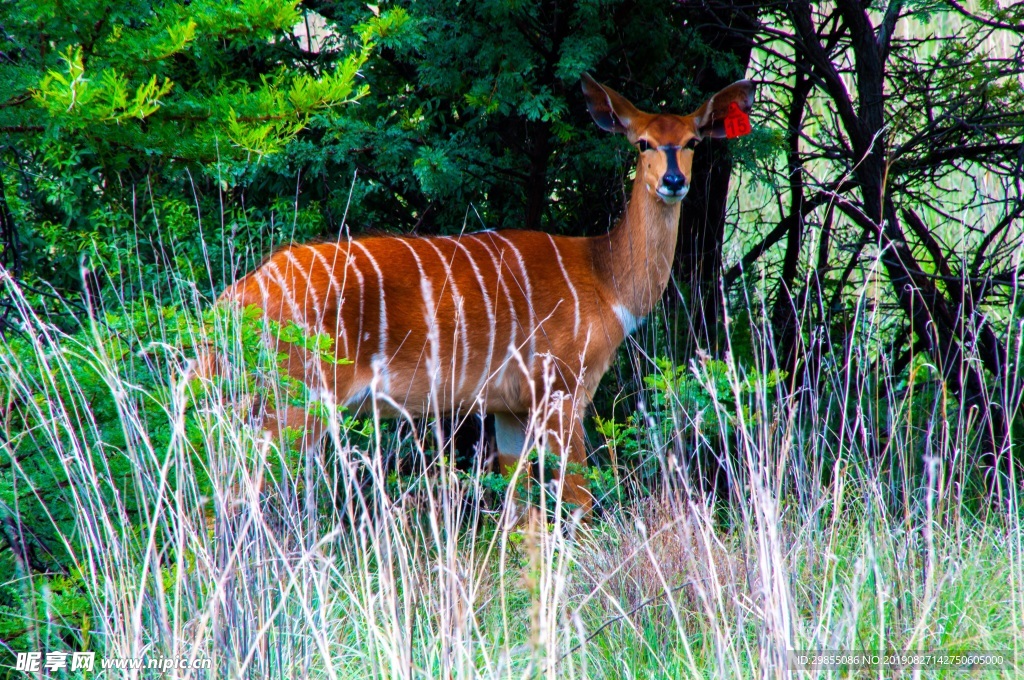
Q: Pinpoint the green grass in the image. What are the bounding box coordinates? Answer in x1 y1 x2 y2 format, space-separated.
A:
0 266 1021 679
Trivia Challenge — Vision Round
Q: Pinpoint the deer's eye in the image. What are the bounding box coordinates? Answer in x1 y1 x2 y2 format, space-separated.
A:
636 139 653 152
684 137 699 150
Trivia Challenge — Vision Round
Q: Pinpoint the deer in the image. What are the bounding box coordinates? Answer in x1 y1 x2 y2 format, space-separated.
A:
212 74 754 515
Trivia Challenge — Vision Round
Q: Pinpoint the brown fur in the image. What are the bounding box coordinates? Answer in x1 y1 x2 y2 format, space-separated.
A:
218 75 755 514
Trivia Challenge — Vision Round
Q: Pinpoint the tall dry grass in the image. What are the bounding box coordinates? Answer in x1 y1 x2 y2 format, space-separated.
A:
1 241 1021 678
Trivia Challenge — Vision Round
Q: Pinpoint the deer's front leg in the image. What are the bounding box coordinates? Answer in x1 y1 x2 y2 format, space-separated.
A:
538 392 593 516
494 404 592 519
494 412 528 477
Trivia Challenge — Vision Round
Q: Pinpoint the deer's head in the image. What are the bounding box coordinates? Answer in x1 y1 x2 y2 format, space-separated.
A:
582 74 754 204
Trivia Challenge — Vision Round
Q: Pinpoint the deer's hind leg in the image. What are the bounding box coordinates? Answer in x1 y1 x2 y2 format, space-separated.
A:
494 412 528 477
494 412 545 528
261 403 327 454
260 342 360 455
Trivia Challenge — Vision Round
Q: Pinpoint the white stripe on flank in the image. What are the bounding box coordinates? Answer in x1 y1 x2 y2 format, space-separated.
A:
468 234 519 384
350 240 387 365
305 245 349 356
446 236 496 395
422 239 470 392
251 270 293 358
346 245 366 361
251 270 273 310
395 239 442 384
546 234 581 338
283 249 323 332
488 232 537 365
370 354 391 395
264 259 305 325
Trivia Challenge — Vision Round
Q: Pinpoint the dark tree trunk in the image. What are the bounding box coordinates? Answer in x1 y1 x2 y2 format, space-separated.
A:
770 64 812 380
0 172 20 336
0 172 19 279
524 120 552 231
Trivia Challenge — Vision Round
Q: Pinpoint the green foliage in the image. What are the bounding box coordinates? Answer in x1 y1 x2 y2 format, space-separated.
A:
34 46 176 123
305 0 738 239
645 357 787 438
0 0 382 304
591 357 787 498
0 293 367 658
0 303 199 657
0 567 94 665
11 0 370 162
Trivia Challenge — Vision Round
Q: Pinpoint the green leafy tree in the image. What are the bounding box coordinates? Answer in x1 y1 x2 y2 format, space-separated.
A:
0 0 378 307
302 0 735 240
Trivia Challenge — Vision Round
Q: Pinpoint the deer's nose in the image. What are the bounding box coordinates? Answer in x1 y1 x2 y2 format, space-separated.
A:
662 173 687 192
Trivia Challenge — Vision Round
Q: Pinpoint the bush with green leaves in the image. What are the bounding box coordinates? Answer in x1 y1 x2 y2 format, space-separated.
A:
0 0 391 306
0 282 374 662
591 357 787 502
0 302 196 657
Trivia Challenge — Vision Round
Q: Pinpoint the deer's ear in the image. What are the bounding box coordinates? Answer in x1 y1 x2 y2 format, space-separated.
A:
692 80 755 139
581 73 640 135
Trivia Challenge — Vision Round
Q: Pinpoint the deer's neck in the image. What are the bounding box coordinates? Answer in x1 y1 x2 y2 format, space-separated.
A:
594 171 682 320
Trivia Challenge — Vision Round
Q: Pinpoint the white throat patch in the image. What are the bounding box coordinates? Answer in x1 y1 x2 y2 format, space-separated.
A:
613 304 646 335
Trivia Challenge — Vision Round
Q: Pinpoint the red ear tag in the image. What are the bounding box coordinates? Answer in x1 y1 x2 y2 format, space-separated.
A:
723 101 751 138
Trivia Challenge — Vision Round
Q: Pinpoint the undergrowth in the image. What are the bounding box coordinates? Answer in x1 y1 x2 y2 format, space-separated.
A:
0 266 1020 679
